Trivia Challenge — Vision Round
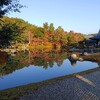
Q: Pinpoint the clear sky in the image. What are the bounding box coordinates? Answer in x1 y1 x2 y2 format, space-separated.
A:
8 0 100 34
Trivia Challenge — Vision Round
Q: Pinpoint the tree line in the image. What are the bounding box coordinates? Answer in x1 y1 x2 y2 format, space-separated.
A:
0 0 85 49
0 16 85 48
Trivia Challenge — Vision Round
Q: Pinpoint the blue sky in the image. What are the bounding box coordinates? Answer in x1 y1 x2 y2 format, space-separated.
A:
8 0 100 34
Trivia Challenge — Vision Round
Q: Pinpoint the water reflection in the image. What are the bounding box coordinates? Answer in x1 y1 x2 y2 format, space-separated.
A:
68 57 100 67
68 56 77 66
97 62 100 67
0 49 68 76
0 49 99 90
0 51 7 67
69 60 77 66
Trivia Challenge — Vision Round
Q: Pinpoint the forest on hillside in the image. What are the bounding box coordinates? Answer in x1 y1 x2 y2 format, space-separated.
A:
0 16 85 49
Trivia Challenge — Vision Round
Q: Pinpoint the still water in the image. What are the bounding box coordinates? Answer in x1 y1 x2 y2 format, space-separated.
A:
0 50 99 90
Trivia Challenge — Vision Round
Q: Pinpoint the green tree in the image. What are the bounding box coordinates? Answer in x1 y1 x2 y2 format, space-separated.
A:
43 22 49 32
0 0 23 17
54 26 64 43
0 23 21 47
56 26 64 33
0 16 32 47
68 31 76 45
34 27 45 38
48 23 55 42
49 23 54 32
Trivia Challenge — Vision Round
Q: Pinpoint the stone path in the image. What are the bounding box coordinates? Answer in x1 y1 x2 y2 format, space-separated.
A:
20 71 100 100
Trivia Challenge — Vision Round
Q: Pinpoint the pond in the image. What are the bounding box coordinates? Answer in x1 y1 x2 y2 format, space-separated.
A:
0 50 99 90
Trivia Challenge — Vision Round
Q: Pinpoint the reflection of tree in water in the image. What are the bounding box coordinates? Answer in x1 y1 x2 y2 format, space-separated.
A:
48 61 54 68
0 51 7 67
0 55 19 76
57 60 63 67
68 58 77 66
70 60 77 66
32 57 49 69
0 49 68 76
0 51 29 76
97 62 100 67
31 50 67 69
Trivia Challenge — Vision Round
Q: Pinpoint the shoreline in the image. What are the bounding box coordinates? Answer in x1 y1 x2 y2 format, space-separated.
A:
0 52 100 99
0 66 100 100
20 70 100 100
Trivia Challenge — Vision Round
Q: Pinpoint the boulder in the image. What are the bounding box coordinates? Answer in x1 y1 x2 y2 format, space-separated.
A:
70 54 78 60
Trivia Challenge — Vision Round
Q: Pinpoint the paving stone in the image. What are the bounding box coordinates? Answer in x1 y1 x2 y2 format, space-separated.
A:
20 71 100 100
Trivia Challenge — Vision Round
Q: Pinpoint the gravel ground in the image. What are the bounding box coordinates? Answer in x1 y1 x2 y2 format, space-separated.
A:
20 71 100 100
